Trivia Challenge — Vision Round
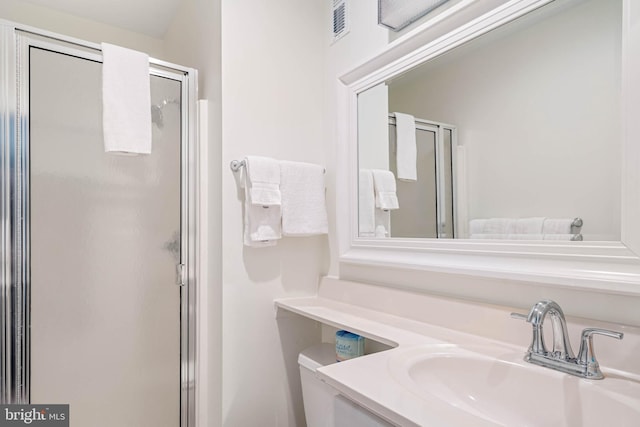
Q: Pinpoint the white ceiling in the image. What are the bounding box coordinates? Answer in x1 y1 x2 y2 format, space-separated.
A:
22 0 184 38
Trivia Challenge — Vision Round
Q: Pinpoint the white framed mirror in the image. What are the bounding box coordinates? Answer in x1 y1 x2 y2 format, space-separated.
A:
337 0 640 296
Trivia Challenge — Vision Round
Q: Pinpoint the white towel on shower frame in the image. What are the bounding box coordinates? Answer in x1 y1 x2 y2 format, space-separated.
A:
101 43 152 154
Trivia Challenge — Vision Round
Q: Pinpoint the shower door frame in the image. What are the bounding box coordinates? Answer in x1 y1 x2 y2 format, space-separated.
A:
388 114 459 238
0 21 199 427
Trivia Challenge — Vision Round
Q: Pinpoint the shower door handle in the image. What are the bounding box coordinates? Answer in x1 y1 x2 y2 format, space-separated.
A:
176 264 186 287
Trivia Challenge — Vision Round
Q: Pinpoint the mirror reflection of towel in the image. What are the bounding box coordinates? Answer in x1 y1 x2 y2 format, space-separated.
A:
360 169 392 237
542 218 574 234
372 169 399 210
394 112 417 181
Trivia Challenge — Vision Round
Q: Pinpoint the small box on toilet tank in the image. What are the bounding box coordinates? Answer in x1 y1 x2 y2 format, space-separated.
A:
335 330 365 362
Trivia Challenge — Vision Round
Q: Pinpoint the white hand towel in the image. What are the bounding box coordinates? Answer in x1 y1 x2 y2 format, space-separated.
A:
358 170 376 237
280 161 328 236
514 217 545 234
245 156 281 206
101 43 152 154
243 174 281 247
542 218 574 234
394 112 417 181
372 169 399 210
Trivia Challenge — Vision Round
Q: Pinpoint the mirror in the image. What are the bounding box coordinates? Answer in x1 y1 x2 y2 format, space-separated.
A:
357 0 621 241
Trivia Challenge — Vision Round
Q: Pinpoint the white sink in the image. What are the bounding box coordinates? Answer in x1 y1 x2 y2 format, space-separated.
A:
388 343 640 426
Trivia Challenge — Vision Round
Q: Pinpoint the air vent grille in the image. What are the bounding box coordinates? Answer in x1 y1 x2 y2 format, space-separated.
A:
332 0 349 43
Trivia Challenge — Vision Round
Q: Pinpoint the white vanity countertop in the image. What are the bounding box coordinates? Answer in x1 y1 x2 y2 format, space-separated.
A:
275 296 519 427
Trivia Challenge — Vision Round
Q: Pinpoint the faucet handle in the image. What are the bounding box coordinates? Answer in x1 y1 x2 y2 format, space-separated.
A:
577 328 624 379
510 312 528 321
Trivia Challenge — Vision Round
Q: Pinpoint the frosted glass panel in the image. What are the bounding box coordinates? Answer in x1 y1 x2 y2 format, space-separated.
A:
389 126 438 238
29 48 180 426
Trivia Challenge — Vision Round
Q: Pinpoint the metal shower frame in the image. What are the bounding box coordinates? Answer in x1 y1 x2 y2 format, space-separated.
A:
0 20 199 427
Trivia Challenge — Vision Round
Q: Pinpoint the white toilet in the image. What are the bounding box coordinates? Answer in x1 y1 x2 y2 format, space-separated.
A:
299 342 396 427
298 343 340 427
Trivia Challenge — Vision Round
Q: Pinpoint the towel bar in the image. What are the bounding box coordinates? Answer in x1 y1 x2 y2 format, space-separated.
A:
230 159 325 173
571 218 583 234
229 159 245 172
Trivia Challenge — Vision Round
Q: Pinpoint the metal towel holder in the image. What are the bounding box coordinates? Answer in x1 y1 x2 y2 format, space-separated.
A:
230 159 325 173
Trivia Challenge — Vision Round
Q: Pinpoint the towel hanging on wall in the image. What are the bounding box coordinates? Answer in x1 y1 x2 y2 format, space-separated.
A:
245 156 282 206
243 156 282 246
280 161 328 236
101 43 152 155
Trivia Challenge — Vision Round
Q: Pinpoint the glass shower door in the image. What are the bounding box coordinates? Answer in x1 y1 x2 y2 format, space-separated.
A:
29 47 181 426
389 125 439 238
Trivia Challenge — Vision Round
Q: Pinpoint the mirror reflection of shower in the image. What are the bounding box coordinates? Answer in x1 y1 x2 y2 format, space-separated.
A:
151 98 179 129
388 114 457 239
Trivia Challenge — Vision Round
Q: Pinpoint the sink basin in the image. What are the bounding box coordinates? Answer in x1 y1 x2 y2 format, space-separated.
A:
388 343 640 426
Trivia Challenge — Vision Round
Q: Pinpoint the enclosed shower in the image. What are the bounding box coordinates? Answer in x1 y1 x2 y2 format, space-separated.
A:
1 23 198 426
388 114 457 239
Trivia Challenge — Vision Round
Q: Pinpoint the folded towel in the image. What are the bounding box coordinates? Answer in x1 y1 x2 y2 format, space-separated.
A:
372 169 399 210
280 161 328 236
514 217 545 234
358 170 376 237
542 218 574 234
484 218 514 234
243 174 281 247
101 43 152 154
245 156 281 206
394 112 417 181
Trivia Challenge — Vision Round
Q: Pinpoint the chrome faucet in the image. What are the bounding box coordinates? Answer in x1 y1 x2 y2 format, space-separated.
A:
512 299 623 380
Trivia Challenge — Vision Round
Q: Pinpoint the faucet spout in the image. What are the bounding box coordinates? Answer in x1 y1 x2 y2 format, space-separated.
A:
526 300 574 359
512 300 623 380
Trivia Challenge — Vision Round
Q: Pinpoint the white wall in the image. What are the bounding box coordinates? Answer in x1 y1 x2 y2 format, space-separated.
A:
388 0 621 241
164 1 223 426
218 0 329 425
0 0 165 58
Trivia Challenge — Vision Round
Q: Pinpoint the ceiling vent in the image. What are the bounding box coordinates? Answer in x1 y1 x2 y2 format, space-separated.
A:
331 0 349 43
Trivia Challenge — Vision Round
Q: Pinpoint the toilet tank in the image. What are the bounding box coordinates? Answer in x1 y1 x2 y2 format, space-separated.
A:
298 343 340 427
